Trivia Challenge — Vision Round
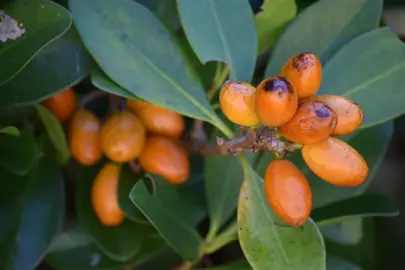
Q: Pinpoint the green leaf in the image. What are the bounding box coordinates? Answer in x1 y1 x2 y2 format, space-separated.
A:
205 153 254 236
36 104 70 165
321 218 363 245
238 157 326 270
0 131 42 175
0 139 64 270
312 194 399 226
319 27 405 128
0 0 72 84
69 0 231 137
255 0 296 54
177 0 257 82
118 164 148 224
290 122 393 208
75 164 154 262
0 126 19 136
265 0 382 76
0 26 91 107
208 259 251 270
91 68 139 99
46 225 165 270
130 176 203 260
327 256 362 270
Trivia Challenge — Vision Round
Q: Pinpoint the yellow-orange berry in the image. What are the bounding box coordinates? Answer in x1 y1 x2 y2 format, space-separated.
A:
280 52 322 98
100 111 146 163
91 162 124 226
264 159 312 227
302 137 369 187
309 95 363 136
43 87 77 122
219 81 260 127
69 110 102 166
127 99 185 138
139 136 189 184
278 100 337 144
255 76 298 127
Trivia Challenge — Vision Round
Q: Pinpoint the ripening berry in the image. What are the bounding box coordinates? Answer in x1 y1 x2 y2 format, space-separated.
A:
309 95 363 136
278 100 337 144
255 76 298 127
43 87 77 122
219 81 260 127
138 136 189 184
69 110 102 165
280 52 322 98
127 99 185 138
91 163 124 226
302 137 369 187
264 159 312 227
100 111 146 163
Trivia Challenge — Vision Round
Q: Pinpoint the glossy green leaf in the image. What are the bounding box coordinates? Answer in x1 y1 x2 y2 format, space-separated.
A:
205 153 254 236
177 0 257 82
70 0 232 137
255 0 296 54
238 157 326 270
209 259 251 270
0 131 42 175
91 68 139 100
327 256 362 270
0 126 19 136
290 122 393 208
75 164 154 262
312 194 399 226
130 176 203 260
0 139 64 270
319 27 405 128
0 26 91 107
36 104 70 165
118 164 148 224
46 225 165 270
265 0 382 76
0 0 72 85
321 218 363 245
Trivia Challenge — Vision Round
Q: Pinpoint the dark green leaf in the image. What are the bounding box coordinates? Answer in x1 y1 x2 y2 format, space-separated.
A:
312 194 399 226
254 152 275 178
0 139 64 270
327 256 362 270
91 68 139 99
319 27 405 128
255 0 296 54
46 226 165 270
321 218 363 245
36 104 70 165
0 126 19 136
0 0 72 84
70 0 231 137
238 157 326 270
0 131 42 175
177 0 257 82
208 259 251 270
0 26 91 107
290 122 393 208
118 164 149 224
205 153 254 236
130 176 203 260
265 0 382 76
75 164 154 262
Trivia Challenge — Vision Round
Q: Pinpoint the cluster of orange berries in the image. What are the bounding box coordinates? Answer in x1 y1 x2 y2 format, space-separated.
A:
219 52 368 227
43 89 189 226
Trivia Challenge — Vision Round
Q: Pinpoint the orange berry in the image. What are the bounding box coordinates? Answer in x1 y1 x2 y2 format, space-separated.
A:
127 99 185 138
100 111 146 163
309 95 363 136
43 87 77 122
264 159 312 227
302 137 369 187
138 136 189 184
69 110 102 165
255 76 298 127
280 52 322 98
91 162 124 226
278 100 337 144
219 81 260 127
